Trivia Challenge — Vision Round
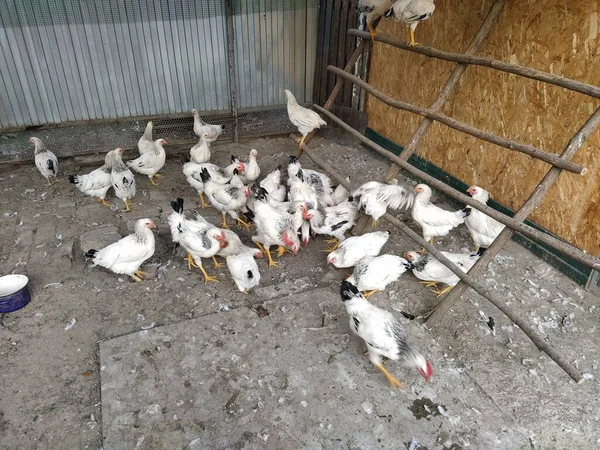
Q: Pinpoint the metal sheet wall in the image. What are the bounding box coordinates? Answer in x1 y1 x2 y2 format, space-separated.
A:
0 0 318 130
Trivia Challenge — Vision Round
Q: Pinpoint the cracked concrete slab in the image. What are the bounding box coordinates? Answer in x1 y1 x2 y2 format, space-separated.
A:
100 287 524 450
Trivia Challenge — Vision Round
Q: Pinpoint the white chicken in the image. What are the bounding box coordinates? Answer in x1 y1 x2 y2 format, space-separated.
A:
226 253 261 293
30 137 58 185
411 184 470 246
404 250 480 296
347 254 412 298
168 198 228 283
85 218 156 282
192 109 223 142
392 0 435 46
465 185 505 250
126 138 168 185
284 90 327 150
183 160 244 208
287 156 334 207
305 199 358 251
327 231 390 268
190 133 213 164
251 186 301 268
352 179 413 227
331 181 350 205
358 0 395 40
69 149 114 206
238 149 260 184
111 148 136 212
340 280 433 388
137 121 154 155
259 166 287 203
217 228 263 259
201 168 252 230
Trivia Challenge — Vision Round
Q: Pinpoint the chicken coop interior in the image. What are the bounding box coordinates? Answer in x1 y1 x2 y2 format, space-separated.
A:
1 1 600 449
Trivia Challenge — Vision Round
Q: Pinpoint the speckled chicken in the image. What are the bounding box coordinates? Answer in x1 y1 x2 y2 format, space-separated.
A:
284 90 326 150
352 179 413 227
327 231 390 268
126 138 168 185
305 198 358 251
201 168 252 230
340 280 433 388
404 250 480 296
251 186 301 268
358 0 395 40
392 0 435 46
288 156 334 207
110 148 136 212
168 198 228 283
69 149 114 207
465 185 505 251
183 159 244 208
347 254 412 298
30 137 58 185
411 184 469 246
85 218 156 282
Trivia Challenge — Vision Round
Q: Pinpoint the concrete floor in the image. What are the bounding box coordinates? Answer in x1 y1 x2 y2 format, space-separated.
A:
0 130 599 450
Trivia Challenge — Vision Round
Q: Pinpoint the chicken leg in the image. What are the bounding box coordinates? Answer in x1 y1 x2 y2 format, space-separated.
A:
221 213 229 229
276 245 294 257
185 252 197 271
408 27 417 47
295 135 307 150
130 273 143 282
134 270 147 279
371 219 379 230
212 256 224 269
200 193 211 209
265 248 280 268
368 22 378 41
123 198 132 212
419 281 438 288
375 363 404 389
362 290 379 299
434 285 453 297
199 265 218 284
236 218 252 231
148 175 159 186
324 238 340 252
254 241 268 256
419 237 434 254
97 198 111 207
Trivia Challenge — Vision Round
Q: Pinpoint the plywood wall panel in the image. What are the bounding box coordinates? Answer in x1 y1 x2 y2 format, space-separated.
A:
367 0 600 255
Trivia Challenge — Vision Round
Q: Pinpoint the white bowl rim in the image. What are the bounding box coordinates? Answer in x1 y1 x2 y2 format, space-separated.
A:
0 274 29 298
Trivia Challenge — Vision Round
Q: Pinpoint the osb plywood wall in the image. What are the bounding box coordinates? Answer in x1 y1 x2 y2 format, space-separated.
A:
367 0 600 255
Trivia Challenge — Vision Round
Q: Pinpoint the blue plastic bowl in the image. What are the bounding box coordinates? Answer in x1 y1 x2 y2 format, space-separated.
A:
0 274 32 313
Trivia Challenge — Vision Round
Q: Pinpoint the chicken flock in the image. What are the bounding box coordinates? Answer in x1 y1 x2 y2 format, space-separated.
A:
30 88 503 389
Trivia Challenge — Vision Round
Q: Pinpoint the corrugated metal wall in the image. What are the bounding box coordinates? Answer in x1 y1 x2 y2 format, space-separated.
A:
0 0 318 130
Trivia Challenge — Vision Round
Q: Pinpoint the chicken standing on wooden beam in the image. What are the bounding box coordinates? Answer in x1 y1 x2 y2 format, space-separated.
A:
358 0 395 40
340 280 433 388
392 0 435 46
284 90 326 151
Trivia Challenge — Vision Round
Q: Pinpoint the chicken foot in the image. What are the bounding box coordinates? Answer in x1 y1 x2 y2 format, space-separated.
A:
199 193 211 209
265 248 280 268
419 281 438 288
368 22 378 41
276 246 293 257
199 265 218 284
236 218 252 231
371 219 379 230
295 135 307 150
212 256 224 269
408 28 418 47
97 198 111 207
130 273 144 282
434 285 453 297
185 252 197 271
419 238 434 254
148 175 160 186
123 198 132 212
254 242 268 256
324 238 340 252
362 290 379 299
375 363 404 389
221 213 229 229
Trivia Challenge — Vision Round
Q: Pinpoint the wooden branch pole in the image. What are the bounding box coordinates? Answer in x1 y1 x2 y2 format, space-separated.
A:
297 139 584 383
354 0 506 234
327 66 586 174
347 29 600 100
314 105 600 271
428 106 600 326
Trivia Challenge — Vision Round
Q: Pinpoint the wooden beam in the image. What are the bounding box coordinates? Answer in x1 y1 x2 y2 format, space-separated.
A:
327 65 586 175
314 104 600 271
427 106 600 326
348 29 600 101
298 139 584 383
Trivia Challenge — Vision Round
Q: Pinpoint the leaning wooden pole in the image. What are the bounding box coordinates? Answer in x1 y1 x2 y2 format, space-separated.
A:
298 139 584 383
327 65 585 174
314 105 600 271
428 106 600 326
353 0 506 233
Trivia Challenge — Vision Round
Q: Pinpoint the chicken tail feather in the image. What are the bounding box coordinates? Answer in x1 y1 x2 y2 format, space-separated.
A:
85 249 98 259
340 280 361 302
68 175 78 184
170 197 184 214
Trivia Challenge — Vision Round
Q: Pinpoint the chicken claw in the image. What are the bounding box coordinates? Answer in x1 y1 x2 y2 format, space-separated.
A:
200 193 211 209
236 218 252 231
123 199 132 212
324 238 340 252
97 198 111 207
375 363 404 389
199 266 218 284
185 252 199 270
371 219 379 230
221 213 229 229
149 175 160 186
362 290 379 299
130 273 143 282
276 246 293 257
266 250 279 268
434 286 453 297
419 281 438 288
212 256 224 269
134 270 147 279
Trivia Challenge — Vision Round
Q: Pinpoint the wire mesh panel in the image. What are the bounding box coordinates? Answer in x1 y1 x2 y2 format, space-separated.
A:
0 0 231 129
